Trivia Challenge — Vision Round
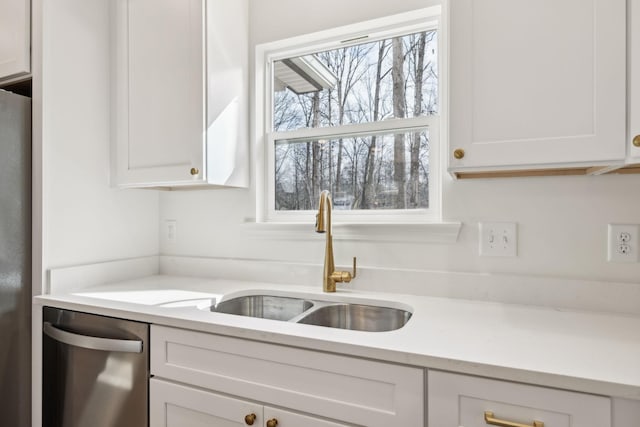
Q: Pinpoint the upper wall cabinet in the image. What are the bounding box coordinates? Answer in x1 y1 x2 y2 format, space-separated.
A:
448 0 627 178
113 0 249 189
0 0 30 82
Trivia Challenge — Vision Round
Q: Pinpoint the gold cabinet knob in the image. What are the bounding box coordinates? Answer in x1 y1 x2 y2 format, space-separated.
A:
244 413 257 425
266 419 278 427
190 167 199 176
633 135 640 147
453 148 465 159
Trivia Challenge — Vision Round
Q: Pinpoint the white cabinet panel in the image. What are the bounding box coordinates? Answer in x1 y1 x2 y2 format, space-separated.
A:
428 371 611 427
0 0 30 81
629 0 640 161
449 0 626 174
612 398 640 427
151 378 352 427
114 0 205 187
205 0 249 187
264 407 350 427
151 378 261 427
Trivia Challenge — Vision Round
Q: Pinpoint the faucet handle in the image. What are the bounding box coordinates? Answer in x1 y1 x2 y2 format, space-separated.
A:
330 257 357 285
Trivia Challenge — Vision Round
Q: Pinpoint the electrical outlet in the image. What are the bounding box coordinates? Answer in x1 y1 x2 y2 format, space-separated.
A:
607 224 639 263
165 220 177 242
479 222 517 257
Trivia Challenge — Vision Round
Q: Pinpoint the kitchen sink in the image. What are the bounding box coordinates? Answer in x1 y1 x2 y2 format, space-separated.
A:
208 293 412 332
210 295 314 321
297 303 412 332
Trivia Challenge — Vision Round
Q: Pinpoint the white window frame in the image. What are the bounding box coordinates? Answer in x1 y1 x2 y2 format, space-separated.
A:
255 6 445 224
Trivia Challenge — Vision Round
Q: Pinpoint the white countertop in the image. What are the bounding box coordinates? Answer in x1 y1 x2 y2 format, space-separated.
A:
34 275 640 400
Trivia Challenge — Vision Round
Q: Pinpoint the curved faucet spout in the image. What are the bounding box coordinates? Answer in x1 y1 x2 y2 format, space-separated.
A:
315 190 356 292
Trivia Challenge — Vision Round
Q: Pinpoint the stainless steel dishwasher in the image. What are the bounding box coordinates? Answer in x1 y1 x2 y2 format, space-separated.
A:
42 307 149 427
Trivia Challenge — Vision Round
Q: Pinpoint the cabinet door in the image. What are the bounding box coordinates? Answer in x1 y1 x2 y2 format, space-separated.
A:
150 378 262 427
629 0 640 161
114 0 206 187
264 407 350 427
449 0 626 173
428 371 611 427
0 0 30 80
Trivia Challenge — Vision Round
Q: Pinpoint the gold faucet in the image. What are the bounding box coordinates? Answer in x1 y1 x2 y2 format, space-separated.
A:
315 190 356 292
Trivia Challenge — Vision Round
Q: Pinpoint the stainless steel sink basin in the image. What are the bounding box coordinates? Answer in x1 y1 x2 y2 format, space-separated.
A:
297 303 411 332
211 295 314 321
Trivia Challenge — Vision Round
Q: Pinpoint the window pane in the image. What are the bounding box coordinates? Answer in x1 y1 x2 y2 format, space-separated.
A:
273 31 438 131
274 129 430 211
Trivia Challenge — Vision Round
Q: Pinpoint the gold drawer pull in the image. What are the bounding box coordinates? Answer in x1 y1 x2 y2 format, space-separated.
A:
484 411 544 427
634 135 640 147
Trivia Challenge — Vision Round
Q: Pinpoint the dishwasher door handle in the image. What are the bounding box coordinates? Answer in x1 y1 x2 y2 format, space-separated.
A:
43 322 143 353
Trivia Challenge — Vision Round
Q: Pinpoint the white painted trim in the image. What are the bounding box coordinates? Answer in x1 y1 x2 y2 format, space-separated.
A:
270 116 437 142
255 7 446 224
261 7 441 61
241 221 462 243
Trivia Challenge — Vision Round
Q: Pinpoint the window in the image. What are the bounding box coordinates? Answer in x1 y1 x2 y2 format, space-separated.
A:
256 7 443 223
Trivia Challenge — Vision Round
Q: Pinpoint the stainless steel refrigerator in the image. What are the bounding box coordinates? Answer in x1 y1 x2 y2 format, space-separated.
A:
0 88 32 426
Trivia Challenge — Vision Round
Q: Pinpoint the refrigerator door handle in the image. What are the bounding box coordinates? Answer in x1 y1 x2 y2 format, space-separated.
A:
43 322 143 353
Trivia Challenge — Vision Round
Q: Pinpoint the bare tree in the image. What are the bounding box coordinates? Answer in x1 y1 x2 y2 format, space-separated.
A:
273 30 437 212
392 37 406 209
409 32 426 208
361 40 387 209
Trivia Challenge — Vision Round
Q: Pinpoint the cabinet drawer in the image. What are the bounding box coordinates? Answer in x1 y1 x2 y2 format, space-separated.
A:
151 325 424 427
428 371 611 427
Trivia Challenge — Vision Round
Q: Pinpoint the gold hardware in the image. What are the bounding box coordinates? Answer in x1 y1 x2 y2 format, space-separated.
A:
484 411 544 427
315 191 356 292
190 167 199 176
453 148 465 159
633 135 640 147
244 413 256 425
266 419 278 427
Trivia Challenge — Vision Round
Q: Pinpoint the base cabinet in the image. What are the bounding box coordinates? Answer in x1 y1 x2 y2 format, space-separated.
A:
151 378 261 427
150 325 424 427
151 378 350 427
428 371 611 427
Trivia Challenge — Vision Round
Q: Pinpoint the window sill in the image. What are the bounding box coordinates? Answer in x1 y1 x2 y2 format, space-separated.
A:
241 221 462 244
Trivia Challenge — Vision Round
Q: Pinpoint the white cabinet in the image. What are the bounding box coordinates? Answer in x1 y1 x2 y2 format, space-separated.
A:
150 325 424 427
0 0 30 82
151 378 262 427
449 0 627 177
151 378 350 427
428 371 611 427
629 0 640 162
612 398 640 427
113 0 248 188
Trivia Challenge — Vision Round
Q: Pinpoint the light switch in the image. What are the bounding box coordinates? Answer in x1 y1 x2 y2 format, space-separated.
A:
479 222 517 257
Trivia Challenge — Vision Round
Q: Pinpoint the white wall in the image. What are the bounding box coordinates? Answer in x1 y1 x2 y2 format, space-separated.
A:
38 0 159 291
158 0 640 285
